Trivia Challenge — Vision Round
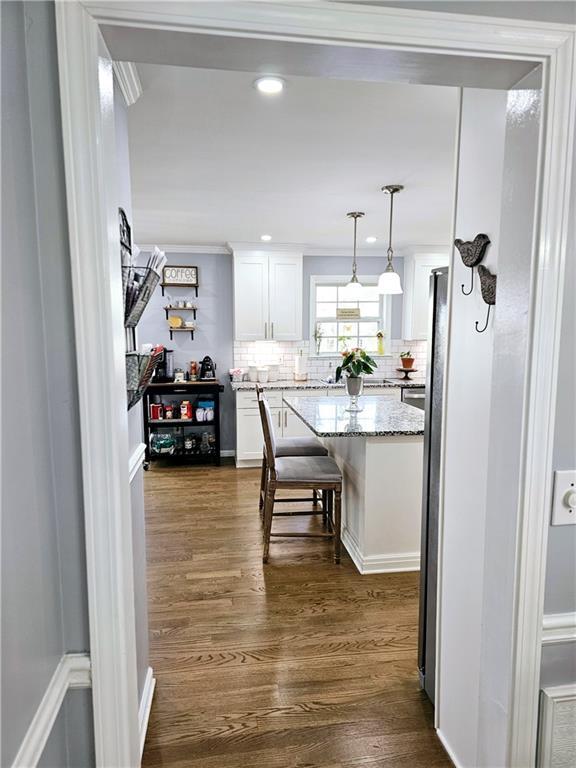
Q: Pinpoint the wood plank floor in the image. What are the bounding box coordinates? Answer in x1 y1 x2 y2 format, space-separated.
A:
142 463 451 768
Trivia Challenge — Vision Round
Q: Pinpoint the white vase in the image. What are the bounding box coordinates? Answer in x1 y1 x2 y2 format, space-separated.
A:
345 376 364 411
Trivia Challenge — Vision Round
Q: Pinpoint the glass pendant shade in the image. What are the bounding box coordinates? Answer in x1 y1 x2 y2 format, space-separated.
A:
377 184 404 295
343 275 364 300
377 269 403 294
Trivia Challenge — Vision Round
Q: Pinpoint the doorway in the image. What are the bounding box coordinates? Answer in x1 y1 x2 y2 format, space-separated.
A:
55 4 575 767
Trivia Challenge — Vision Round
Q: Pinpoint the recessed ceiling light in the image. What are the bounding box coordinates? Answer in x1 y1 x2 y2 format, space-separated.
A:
254 77 285 95
260 234 272 242
366 236 377 244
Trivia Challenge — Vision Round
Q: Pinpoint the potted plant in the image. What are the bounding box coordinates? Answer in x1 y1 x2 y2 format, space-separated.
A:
335 347 377 411
400 350 414 370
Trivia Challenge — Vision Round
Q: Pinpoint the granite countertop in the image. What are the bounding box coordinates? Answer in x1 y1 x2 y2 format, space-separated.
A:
230 378 425 391
283 395 425 437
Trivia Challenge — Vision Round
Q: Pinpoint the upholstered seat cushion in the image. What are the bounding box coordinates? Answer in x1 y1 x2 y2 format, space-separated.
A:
275 456 342 484
275 436 328 457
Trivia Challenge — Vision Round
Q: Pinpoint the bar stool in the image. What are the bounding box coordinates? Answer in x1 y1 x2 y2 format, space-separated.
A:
256 385 328 517
258 394 342 563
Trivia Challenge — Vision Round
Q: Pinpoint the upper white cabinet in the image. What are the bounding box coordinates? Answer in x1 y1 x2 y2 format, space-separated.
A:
232 248 303 341
402 253 449 340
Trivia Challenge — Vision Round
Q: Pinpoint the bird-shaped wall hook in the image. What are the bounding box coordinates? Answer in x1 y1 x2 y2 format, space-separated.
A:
454 233 491 295
475 264 497 333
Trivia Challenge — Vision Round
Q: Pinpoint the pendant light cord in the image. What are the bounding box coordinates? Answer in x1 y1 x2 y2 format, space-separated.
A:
387 191 395 267
353 214 358 277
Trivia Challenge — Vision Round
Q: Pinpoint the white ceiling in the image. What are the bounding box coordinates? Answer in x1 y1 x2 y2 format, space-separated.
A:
128 65 459 250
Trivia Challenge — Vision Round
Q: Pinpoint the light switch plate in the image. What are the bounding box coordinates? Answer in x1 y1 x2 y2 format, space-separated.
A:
551 470 576 526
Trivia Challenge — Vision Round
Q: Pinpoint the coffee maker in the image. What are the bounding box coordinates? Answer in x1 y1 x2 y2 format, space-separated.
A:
199 356 216 380
155 349 174 381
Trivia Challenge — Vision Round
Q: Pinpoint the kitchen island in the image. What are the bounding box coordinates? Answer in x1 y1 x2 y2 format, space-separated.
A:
283 395 424 574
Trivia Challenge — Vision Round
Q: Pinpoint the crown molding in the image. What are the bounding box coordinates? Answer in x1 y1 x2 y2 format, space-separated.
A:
136 242 450 258
112 61 142 106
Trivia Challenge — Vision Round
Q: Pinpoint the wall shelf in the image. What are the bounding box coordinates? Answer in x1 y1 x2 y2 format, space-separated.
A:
161 283 198 298
164 306 197 320
168 327 195 341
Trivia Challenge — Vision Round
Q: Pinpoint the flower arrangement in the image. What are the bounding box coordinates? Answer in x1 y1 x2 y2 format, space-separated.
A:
335 347 378 382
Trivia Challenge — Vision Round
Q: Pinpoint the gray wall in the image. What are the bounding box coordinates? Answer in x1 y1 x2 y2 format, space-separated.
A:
114 79 150 699
541 132 576 688
1 2 92 765
138 251 236 451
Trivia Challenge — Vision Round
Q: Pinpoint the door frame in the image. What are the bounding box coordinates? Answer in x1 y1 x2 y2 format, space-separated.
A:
54 2 575 766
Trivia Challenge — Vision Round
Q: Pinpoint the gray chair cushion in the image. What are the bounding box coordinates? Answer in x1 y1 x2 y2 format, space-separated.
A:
275 456 342 484
275 436 328 457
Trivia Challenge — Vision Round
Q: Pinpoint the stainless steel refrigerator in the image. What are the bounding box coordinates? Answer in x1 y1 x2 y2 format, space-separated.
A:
418 266 449 705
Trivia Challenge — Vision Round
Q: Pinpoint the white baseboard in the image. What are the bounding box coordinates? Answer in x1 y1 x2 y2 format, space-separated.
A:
542 612 576 645
342 527 420 574
235 458 261 468
538 684 576 767
436 728 463 768
11 653 91 768
138 666 156 758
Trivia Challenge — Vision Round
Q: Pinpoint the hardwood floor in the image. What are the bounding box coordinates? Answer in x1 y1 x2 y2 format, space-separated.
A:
142 463 451 768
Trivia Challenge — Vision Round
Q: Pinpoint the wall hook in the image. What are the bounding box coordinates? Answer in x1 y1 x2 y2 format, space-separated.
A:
475 304 492 333
461 269 474 296
475 265 497 333
455 234 490 297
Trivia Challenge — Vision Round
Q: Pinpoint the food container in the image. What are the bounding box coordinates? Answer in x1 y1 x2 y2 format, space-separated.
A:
164 404 174 419
174 368 185 382
150 403 163 420
180 400 192 419
257 367 269 383
268 364 279 382
248 365 259 382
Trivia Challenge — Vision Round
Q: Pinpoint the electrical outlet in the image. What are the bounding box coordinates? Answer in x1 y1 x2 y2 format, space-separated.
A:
551 470 576 526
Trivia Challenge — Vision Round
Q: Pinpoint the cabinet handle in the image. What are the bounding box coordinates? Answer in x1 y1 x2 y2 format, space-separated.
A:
278 411 281 428
264 322 268 339
271 321 274 339
284 410 287 428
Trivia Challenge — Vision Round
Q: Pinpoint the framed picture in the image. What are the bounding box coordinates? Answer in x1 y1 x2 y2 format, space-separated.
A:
162 265 199 287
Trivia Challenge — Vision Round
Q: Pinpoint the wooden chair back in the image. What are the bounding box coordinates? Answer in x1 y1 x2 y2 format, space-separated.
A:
258 394 277 470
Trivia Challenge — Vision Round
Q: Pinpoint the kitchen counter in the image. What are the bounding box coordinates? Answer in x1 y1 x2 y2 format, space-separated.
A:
283 396 424 437
230 377 425 391
282 394 424 576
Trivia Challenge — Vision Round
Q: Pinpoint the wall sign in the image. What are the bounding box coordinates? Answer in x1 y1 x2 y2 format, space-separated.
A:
337 307 361 320
162 265 198 286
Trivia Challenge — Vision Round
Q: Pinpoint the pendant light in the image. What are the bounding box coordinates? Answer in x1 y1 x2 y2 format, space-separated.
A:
344 211 365 300
378 185 403 295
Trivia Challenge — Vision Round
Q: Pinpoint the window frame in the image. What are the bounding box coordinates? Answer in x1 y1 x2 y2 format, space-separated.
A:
309 274 392 357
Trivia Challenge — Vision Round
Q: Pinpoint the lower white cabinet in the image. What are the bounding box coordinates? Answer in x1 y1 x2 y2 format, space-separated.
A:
283 408 314 438
236 407 282 463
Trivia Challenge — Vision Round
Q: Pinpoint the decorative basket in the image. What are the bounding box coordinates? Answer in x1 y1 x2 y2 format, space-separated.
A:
123 266 161 328
126 349 163 410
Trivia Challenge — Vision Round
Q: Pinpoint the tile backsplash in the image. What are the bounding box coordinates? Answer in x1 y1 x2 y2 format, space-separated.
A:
233 339 427 381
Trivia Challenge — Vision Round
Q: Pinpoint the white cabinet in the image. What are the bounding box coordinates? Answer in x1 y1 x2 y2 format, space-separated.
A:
402 253 449 340
283 408 315 438
232 248 303 341
232 252 269 341
236 407 282 462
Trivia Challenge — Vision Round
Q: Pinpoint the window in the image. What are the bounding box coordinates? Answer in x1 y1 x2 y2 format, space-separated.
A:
310 276 389 355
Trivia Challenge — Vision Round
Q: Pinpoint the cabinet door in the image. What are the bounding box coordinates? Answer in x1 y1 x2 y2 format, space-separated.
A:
402 254 449 340
282 408 315 438
268 252 303 341
236 407 281 461
234 253 269 341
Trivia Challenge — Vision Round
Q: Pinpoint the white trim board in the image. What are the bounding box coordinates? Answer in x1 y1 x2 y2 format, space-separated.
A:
342 527 420 574
112 61 142 106
437 727 464 768
542 612 576 645
138 667 156 758
537 684 576 768
129 441 146 483
11 654 91 768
